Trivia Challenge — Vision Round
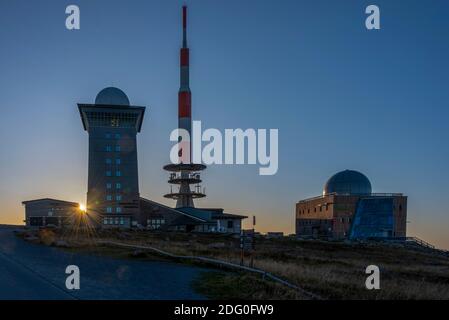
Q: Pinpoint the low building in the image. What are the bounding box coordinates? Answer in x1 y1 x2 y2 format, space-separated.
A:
266 232 284 239
296 170 407 240
23 196 247 234
139 197 206 231
176 207 246 233
22 198 80 228
140 198 246 233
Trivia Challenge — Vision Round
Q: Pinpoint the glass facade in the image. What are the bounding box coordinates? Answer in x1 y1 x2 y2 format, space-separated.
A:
349 197 394 239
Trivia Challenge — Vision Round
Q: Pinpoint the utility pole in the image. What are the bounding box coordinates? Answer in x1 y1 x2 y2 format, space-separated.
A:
250 215 256 268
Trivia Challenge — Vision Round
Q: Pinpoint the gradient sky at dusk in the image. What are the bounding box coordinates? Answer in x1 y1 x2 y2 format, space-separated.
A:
1 1 448 248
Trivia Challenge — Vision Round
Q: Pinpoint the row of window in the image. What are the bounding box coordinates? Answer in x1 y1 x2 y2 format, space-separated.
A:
106 207 122 213
147 219 165 230
85 112 137 128
103 217 127 225
299 220 328 225
106 170 122 177
105 158 121 165
106 195 122 201
298 205 330 215
106 183 122 189
105 133 121 139
298 217 351 224
105 145 121 152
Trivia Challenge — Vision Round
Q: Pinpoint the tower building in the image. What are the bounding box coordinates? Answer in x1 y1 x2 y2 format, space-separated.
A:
78 87 145 227
164 6 206 208
22 6 246 234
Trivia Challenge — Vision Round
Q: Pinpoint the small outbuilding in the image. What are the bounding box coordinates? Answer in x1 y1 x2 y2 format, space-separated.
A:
22 198 80 228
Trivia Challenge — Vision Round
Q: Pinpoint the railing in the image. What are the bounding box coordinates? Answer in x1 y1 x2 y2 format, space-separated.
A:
169 172 202 180
380 237 436 249
99 240 322 300
373 236 449 257
405 237 435 249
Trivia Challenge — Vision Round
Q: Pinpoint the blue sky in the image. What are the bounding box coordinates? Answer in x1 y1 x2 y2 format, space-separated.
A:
0 0 448 248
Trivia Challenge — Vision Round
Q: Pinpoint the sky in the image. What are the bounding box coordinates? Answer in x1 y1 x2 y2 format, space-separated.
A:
0 0 448 248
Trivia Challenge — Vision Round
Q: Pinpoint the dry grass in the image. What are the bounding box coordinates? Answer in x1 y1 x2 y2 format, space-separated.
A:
19 228 449 300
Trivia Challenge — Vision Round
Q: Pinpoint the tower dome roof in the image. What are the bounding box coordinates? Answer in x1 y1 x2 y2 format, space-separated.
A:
95 87 130 106
323 170 372 195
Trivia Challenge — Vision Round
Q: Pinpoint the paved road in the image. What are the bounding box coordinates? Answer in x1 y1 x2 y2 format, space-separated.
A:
0 226 208 300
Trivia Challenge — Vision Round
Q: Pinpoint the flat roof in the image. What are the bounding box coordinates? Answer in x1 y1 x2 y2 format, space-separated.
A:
22 198 79 206
78 103 146 132
297 192 405 203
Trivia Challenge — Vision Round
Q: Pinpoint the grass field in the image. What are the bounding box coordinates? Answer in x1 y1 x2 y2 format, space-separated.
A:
18 228 449 300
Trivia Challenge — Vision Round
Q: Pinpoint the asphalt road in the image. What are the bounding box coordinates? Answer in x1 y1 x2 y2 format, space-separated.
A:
0 226 208 300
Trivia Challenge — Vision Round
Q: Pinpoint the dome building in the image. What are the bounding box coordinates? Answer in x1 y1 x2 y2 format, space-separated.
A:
296 170 407 240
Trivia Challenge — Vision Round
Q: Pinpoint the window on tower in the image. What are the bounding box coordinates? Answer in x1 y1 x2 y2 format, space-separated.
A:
111 118 120 127
116 171 121 177
116 183 122 189
105 145 112 152
115 145 121 152
106 183 112 189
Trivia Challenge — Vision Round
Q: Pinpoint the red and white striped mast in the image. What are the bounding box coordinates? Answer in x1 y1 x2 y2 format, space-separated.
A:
178 5 192 156
164 5 206 208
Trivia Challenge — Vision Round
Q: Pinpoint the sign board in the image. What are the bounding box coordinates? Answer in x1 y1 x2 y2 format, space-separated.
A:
240 229 255 251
